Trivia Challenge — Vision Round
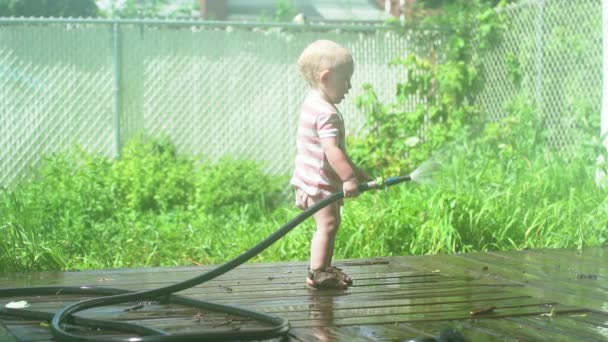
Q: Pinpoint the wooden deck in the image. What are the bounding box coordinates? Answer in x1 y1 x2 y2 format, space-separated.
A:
1 247 606 341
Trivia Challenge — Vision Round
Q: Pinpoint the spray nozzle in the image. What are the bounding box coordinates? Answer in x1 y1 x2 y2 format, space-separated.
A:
358 175 412 193
385 175 412 186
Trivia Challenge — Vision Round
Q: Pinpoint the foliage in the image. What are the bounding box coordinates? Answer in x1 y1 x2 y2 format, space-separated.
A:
194 158 283 217
414 0 518 9
273 0 298 22
350 0 505 176
113 135 195 213
342 0 607 258
1 0 606 274
331 85 606 258
2 123 606 273
0 136 283 272
98 0 195 19
335 155 607 257
0 0 98 17
258 0 298 23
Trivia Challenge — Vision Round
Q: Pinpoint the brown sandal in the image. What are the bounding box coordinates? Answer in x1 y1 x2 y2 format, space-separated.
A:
325 266 353 286
307 269 347 290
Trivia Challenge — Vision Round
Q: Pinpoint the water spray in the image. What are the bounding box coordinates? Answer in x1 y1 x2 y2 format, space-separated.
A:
0 169 429 342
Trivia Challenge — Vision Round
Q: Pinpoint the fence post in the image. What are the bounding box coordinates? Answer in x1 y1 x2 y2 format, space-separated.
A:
534 0 545 115
597 0 608 186
113 22 123 157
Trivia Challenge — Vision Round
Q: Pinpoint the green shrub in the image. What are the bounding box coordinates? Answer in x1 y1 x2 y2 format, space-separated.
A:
0 136 284 272
194 158 283 216
112 135 196 213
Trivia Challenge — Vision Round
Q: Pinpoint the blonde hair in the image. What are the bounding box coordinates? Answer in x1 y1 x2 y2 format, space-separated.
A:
297 40 353 88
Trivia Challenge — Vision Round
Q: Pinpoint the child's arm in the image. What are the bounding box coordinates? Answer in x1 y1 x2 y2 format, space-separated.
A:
320 137 360 196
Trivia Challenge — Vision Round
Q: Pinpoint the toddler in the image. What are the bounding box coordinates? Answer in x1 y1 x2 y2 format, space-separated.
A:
290 40 369 290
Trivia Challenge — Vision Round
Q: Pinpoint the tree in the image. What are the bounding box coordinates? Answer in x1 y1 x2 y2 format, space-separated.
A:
0 0 98 17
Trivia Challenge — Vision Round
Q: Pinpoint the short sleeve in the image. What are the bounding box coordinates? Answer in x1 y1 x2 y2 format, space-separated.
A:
316 113 341 139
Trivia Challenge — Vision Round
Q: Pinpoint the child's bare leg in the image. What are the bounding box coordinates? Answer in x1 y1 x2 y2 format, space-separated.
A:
310 200 339 271
323 209 352 285
306 200 348 289
325 223 338 266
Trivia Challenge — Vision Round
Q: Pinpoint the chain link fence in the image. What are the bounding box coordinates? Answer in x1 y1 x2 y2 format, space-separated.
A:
477 0 602 152
1 22 116 186
1 19 425 185
0 0 604 185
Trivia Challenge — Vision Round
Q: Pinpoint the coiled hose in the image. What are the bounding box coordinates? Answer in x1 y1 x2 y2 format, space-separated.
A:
0 175 411 341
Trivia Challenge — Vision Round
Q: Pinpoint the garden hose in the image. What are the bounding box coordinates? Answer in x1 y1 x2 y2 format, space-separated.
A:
0 175 411 342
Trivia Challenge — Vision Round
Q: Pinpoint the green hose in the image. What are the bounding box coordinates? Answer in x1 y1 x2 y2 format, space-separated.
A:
0 176 410 341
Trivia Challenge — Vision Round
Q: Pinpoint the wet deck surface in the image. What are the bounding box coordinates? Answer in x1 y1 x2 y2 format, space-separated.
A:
1 247 606 341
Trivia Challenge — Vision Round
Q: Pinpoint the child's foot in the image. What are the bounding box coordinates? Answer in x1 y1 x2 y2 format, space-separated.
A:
307 269 348 290
325 266 353 285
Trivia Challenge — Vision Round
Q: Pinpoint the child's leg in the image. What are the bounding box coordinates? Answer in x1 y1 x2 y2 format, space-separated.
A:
309 199 340 272
296 189 348 289
321 205 352 285
307 203 353 289
324 213 340 267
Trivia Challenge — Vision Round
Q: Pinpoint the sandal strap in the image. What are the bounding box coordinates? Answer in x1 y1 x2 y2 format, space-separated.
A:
325 266 353 285
312 270 342 287
308 267 352 284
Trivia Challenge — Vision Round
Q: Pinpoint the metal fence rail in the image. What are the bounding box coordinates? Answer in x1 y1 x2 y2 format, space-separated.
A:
0 0 604 185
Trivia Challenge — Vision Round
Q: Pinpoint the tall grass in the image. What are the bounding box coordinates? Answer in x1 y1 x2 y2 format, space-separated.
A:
1 134 606 272
0 136 285 272
0 190 66 271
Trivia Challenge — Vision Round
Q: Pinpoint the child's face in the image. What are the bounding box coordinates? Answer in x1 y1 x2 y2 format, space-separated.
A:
323 61 354 104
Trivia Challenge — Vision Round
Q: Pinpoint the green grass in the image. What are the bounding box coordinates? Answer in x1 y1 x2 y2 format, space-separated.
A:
1 136 606 273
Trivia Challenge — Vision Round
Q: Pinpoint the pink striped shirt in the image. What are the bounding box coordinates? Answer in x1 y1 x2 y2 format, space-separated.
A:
290 91 346 197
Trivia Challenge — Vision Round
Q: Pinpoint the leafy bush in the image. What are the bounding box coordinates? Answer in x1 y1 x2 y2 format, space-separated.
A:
350 1 504 176
194 158 283 216
113 135 196 213
0 136 283 272
341 0 607 258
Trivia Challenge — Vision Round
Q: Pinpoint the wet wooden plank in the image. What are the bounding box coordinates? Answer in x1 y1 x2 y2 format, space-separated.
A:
445 316 584 342
1 319 56 342
397 320 517 341
2 291 550 334
0 261 408 289
289 326 380 342
0 258 394 283
458 251 608 311
396 309 608 342
4 289 532 311
0 279 519 304
59 296 554 325
1 247 605 341
0 320 19 342
391 249 607 312
567 310 608 328
289 323 467 342
0 272 522 308
506 314 608 341
486 249 607 282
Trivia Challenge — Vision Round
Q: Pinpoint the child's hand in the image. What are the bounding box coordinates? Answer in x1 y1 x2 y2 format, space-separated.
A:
343 178 359 198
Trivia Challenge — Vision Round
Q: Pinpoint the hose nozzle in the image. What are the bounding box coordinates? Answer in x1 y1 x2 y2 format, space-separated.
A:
358 175 412 192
